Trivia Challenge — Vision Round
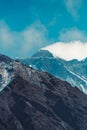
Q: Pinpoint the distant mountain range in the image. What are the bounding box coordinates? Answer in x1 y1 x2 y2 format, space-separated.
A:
20 49 87 94
0 53 87 130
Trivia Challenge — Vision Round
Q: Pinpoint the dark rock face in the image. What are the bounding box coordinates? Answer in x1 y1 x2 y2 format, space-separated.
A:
0 54 12 63
0 61 87 130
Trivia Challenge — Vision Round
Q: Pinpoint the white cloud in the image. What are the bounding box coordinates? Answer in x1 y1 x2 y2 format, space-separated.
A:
0 21 48 58
43 41 87 61
64 0 82 19
59 28 87 42
20 22 48 56
0 21 15 48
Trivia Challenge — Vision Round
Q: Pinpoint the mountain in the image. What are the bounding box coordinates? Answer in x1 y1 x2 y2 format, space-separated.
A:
20 49 87 94
0 54 87 130
0 54 14 92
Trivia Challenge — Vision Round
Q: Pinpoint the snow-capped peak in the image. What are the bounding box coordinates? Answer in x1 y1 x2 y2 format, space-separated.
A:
42 41 87 61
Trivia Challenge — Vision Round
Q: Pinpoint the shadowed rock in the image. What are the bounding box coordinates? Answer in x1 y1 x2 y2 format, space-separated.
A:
0 54 87 130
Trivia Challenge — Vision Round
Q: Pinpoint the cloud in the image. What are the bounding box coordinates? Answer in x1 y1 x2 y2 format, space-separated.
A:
58 28 87 42
0 21 15 48
0 21 48 58
20 22 48 56
64 0 82 19
43 41 87 61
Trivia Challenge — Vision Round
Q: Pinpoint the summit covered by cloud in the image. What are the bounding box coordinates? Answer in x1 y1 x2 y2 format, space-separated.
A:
0 0 87 58
1 20 87 59
43 41 87 61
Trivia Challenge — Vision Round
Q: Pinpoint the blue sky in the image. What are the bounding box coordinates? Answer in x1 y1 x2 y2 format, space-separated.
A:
0 0 87 58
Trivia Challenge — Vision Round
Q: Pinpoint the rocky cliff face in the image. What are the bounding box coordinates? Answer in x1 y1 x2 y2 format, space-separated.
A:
0 55 87 130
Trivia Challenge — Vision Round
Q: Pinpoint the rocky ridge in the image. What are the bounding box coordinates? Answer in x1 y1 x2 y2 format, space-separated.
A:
0 54 87 130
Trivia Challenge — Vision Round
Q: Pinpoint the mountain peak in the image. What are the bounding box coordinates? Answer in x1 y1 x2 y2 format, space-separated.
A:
32 50 54 58
20 48 87 94
42 41 87 61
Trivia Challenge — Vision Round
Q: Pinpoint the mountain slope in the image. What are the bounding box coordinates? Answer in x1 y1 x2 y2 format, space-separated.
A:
20 50 87 94
0 60 87 130
0 54 14 91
